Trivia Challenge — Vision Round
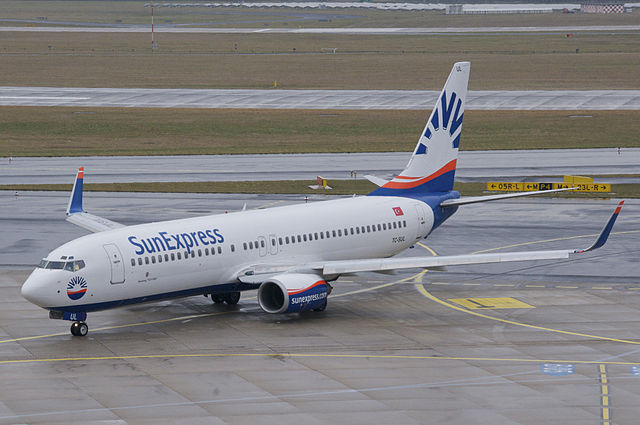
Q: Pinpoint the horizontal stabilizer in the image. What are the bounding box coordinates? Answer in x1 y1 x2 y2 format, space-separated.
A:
440 187 578 208
364 175 389 187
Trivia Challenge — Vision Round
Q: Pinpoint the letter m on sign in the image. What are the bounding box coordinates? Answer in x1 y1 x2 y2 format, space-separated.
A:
392 207 404 216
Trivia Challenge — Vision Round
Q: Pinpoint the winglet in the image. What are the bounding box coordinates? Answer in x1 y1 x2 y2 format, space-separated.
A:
66 167 85 215
574 201 624 253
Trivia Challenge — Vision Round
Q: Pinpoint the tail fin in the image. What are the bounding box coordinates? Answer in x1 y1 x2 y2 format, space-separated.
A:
370 62 470 196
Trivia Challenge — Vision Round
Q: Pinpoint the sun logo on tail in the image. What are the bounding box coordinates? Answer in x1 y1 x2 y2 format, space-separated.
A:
67 276 87 300
416 90 464 155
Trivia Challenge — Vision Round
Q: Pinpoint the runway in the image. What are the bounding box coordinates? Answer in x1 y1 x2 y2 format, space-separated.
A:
2 25 640 34
1 196 639 424
1 148 638 186
2 87 640 110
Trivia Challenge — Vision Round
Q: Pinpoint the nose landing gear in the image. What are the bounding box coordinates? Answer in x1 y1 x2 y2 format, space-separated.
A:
70 321 88 337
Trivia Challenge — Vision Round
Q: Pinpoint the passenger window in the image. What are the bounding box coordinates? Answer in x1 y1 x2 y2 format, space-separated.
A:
243 242 247 250
231 244 235 252
337 229 342 237
303 234 307 242
371 224 376 232
366 225 371 232
217 246 222 254
130 259 135 267
249 241 253 249
261 240 265 248
198 249 202 257
138 258 143 265
285 236 290 244
184 251 189 259
151 256 156 264
393 222 397 229
158 255 162 263
350 228 354 235
378 224 382 231
205 248 209 255
191 251 195 258
314 232 318 240
145 257 149 264
177 252 182 260
320 232 324 240
383 223 387 230
278 237 283 245
356 227 360 234
165 254 169 262
297 235 301 243
403 220 407 227
171 253 175 261
325 231 330 238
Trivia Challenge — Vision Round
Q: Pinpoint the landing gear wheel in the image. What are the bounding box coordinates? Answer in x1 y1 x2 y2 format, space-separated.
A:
313 299 327 312
223 291 241 305
210 294 225 304
70 321 88 337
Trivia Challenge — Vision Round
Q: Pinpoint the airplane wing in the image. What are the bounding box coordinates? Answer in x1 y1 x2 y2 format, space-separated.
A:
440 187 578 207
237 201 623 282
319 200 623 275
65 167 125 233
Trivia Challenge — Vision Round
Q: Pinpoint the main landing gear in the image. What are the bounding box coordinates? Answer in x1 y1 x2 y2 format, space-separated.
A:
70 321 88 337
209 291 241 305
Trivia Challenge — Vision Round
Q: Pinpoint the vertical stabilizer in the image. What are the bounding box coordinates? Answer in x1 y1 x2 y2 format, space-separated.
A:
370 62 470 196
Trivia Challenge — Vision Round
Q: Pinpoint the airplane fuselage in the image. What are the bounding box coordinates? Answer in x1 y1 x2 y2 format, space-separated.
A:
24 195 435 313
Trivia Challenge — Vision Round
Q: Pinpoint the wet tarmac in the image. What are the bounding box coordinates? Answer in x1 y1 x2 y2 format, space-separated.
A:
1 148 638 185
1 195 638 424
2 87 639 110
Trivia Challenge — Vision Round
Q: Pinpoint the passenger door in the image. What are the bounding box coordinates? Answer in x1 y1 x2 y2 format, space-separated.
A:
414 204 428 239
103 243 125 284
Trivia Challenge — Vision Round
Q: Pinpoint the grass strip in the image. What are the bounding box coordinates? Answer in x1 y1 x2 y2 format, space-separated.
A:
1 108 638 157
2 32 640 90
2 181 638 198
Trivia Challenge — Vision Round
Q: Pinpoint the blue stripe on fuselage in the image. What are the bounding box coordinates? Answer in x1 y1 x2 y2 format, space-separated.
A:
47 282 260 313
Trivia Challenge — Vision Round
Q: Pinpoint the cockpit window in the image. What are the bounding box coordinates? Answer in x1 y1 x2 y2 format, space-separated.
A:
46 261 65 270
39 259 85 271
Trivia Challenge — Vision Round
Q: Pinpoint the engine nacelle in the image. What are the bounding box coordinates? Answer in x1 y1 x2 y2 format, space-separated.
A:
257 273 328 314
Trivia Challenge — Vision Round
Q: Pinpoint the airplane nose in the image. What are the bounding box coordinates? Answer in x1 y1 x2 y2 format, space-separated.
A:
21 273 45 307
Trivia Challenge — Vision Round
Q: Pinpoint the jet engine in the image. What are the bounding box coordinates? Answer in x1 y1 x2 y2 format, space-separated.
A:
257 273 329 314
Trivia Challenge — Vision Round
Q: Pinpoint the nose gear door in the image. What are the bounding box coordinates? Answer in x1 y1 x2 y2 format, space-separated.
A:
103 243 125 284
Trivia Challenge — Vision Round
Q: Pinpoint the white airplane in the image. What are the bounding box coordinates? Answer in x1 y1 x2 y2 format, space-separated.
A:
21 62 624 337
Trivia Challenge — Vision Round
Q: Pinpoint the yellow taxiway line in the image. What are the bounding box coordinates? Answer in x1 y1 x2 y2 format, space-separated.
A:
4 351 640 367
